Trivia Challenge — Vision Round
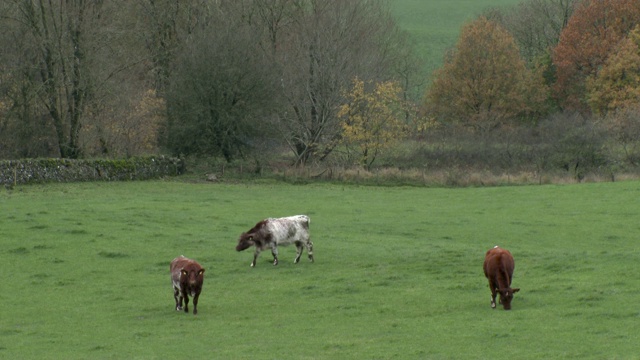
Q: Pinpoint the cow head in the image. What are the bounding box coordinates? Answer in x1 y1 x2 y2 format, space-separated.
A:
498 287 520 310
236 232 255 251
181 267 205 286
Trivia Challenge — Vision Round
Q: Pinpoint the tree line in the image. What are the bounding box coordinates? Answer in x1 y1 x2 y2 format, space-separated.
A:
1 0 640 177
427 0 640 124
0 0 421 166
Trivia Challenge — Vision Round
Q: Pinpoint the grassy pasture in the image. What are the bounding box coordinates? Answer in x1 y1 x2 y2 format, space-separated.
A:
390 0 522 77
1 180 640 359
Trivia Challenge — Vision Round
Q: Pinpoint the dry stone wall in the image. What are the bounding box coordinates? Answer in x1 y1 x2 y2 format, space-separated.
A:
0 156 185 186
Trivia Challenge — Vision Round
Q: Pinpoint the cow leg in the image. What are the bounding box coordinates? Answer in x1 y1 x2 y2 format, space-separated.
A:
488 280 497 309
173 286 183 311
294 241 303 263
192 293 199 315
179 285 189 313
251 249 261 267
306 240 314 262
271 245 279 266
490 290 498 309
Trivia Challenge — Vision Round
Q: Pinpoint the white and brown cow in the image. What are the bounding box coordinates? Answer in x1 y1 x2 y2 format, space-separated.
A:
170 255 205 315
236 215 314 267
483 246 520 310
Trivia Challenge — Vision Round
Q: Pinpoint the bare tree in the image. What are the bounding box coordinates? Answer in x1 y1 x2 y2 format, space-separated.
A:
0 1 54 158
22 1 97 158
136 0 211 96
0 0 139 159
255 0 412 165
486 0 578 65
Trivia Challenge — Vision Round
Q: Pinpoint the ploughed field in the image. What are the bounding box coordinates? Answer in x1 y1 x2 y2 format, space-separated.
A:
1 181 639 359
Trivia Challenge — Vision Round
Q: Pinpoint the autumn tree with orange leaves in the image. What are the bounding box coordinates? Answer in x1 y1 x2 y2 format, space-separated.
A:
586 25 640 116
552 0 640 113
425 16 548 131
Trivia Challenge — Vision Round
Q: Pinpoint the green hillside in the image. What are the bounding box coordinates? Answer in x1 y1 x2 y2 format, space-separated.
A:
391 0 522 79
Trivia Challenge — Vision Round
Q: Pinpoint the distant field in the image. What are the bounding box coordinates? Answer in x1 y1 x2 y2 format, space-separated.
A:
391 0 522 79
1 180 639 358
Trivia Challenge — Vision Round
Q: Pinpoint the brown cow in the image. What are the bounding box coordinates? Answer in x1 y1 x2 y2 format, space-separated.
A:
483 246 520 310
170 255 205 315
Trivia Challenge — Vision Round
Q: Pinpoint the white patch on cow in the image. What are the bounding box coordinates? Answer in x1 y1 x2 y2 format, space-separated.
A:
264 215 310 246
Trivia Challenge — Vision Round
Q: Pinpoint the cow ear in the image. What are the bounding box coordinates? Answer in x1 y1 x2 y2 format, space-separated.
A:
198 269 205 276
181 269 187 276
512 288 520 293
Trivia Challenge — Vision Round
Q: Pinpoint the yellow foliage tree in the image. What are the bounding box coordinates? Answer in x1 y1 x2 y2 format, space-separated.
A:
426 16 548 130
338 78 406 169
587 25 640 116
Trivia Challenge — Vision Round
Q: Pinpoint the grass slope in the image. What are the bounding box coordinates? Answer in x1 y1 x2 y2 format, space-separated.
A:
391 0 522 78
1 181 639 359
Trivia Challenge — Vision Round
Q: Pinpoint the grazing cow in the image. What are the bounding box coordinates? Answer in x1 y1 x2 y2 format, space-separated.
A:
236 215 314 267
483 246 520 310
170 255 205 315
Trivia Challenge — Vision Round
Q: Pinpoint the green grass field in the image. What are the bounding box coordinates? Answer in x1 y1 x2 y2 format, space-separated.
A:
391 0 522 77
1 180 639 359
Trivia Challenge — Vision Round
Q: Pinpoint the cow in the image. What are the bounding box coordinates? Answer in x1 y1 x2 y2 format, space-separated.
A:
483 246 520 310
236 215 314 267
170 255 205 315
